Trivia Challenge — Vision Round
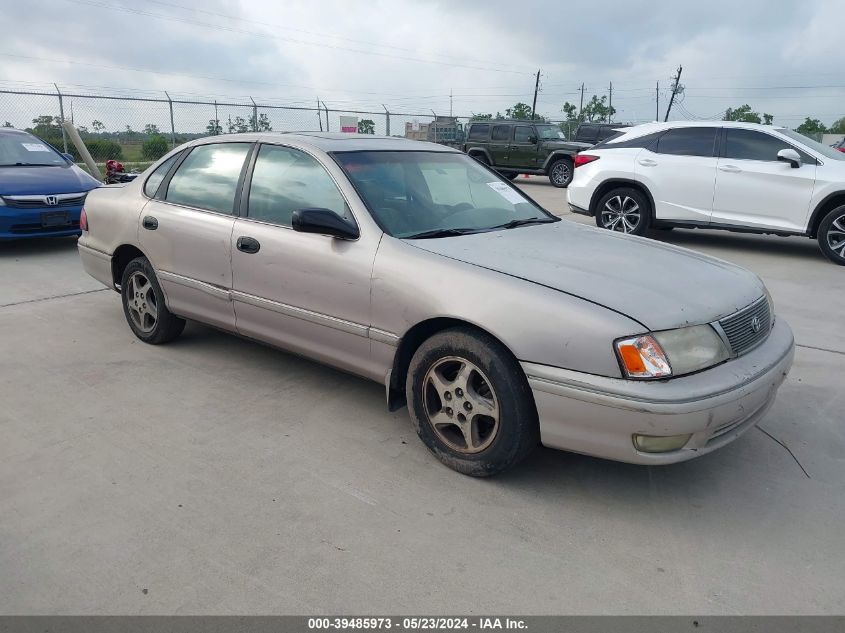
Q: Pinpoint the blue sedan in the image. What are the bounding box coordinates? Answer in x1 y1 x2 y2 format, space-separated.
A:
0 128 101 240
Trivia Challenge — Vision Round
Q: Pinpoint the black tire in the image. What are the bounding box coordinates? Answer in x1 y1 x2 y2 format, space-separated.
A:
817 204 845 266
405 327 539 477
121 256 186 344
595 187 651 236
547 157 573 188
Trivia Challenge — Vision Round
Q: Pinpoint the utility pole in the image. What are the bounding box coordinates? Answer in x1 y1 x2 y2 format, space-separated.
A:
317 98 323 131
531 69 541 119
579 82 585 118
449 89 453 118
655 81 659 121
664 65 683 122
608 81 613 123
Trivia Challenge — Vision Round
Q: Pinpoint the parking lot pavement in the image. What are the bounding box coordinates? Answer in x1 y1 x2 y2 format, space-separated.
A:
1 192 844 614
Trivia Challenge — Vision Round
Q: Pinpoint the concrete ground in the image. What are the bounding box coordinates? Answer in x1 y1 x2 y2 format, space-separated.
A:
1 178 843 614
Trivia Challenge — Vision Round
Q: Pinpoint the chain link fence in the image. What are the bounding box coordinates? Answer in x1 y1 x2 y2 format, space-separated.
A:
0 87 440 174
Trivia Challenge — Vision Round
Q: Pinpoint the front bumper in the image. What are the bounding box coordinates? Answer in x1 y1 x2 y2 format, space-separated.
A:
522 318 795 465
0 206 82 239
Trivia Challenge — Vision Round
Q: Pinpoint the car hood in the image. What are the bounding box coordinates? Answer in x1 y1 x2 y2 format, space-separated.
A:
407 221 765 331
543 140 592 151
0 164 100 195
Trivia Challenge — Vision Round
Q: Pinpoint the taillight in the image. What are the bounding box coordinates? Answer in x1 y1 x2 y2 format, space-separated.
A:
80 207 88 231
574 154 600 168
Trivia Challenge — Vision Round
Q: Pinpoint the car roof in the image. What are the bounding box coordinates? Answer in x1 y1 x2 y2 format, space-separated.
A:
0 128 35 136
467 120 547 125
190 132 457 153
622 120 787 134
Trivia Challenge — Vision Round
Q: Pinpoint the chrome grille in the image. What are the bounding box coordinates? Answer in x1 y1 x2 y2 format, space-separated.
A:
718 296 772 356
1 193 87 209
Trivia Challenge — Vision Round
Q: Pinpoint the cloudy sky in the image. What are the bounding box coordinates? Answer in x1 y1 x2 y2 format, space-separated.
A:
1 0 844 130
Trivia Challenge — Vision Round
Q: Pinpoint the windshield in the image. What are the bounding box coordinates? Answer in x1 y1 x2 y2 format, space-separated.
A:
535 125 566 140
333 151 555 238
779 129 845 161
0 133 67 166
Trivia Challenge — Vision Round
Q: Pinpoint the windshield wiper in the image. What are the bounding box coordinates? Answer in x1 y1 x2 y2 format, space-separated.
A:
403 227 484 239
489 217 558 230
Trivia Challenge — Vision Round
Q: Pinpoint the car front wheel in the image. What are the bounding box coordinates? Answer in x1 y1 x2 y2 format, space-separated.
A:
121 257 186 344
548 158 573 188
818 204 845 266
406 327 539 477
595 187 651 236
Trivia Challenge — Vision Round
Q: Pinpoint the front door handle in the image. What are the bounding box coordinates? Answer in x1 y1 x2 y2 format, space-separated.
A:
638 159 657 167
719 164 742 173
236 236 260 254
142 216 158 230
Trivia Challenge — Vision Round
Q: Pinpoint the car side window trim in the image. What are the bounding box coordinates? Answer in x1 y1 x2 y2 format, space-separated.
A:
157 141 256 215
240 142 360 233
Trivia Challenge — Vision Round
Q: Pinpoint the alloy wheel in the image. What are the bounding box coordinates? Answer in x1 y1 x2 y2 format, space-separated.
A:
423 356 500 454
126 271 158 333
826 213 845 258
601 195 641 233
551 162 570 186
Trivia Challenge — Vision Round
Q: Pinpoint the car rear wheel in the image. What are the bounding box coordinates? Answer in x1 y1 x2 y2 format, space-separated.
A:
548 158 573 188
595 187 650 236
406 327 539 477
818 204 845 266
471 153 490 166
121 257 186 344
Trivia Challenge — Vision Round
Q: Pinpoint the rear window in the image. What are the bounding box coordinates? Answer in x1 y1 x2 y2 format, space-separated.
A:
468 124 490 141
0 133 66 166
576 125 597 143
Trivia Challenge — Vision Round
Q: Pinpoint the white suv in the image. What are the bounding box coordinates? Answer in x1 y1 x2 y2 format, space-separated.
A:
567 121 845 265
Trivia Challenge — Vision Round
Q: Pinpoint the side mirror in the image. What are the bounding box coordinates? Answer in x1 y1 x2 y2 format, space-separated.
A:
61 152 75 162
777 148 802 168
528 136 538 144
291 208 359 240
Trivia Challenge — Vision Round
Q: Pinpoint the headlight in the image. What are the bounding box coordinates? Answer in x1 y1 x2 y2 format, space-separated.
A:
616 324 730 379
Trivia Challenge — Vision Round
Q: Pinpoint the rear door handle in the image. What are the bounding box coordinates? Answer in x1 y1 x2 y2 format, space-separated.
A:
719 164 742 173
142 216 158 230
236 236 260 254
638 159 657 167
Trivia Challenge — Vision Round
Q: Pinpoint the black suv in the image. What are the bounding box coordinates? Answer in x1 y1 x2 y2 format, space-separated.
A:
573 122 631 145
462 120 590 188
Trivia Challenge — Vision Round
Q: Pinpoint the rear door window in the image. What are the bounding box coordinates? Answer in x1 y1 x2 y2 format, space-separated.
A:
655 127 717 157
164 143 251 214
491 125 511 141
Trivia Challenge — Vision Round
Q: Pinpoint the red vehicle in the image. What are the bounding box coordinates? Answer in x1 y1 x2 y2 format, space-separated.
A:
832 138 845 153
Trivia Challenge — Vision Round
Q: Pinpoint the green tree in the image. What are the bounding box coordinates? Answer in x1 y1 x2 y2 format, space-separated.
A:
357 119 375 134
828 117 845 134
141 135 169 160
2 121 12 128
723 104 773 124
227 116 249 133
206 119 223 135
561 95 616 123
796 117 827 137
249 112 272 132
91 120 105 133
506 102 534 120
143 123 160 135
470 113 493 121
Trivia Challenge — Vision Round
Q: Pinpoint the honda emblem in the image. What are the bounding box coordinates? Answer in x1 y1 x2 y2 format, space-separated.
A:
45 195 58 206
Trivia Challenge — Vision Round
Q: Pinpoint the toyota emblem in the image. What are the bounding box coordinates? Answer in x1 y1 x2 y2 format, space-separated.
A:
750 316 762 333
45 195 58 206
